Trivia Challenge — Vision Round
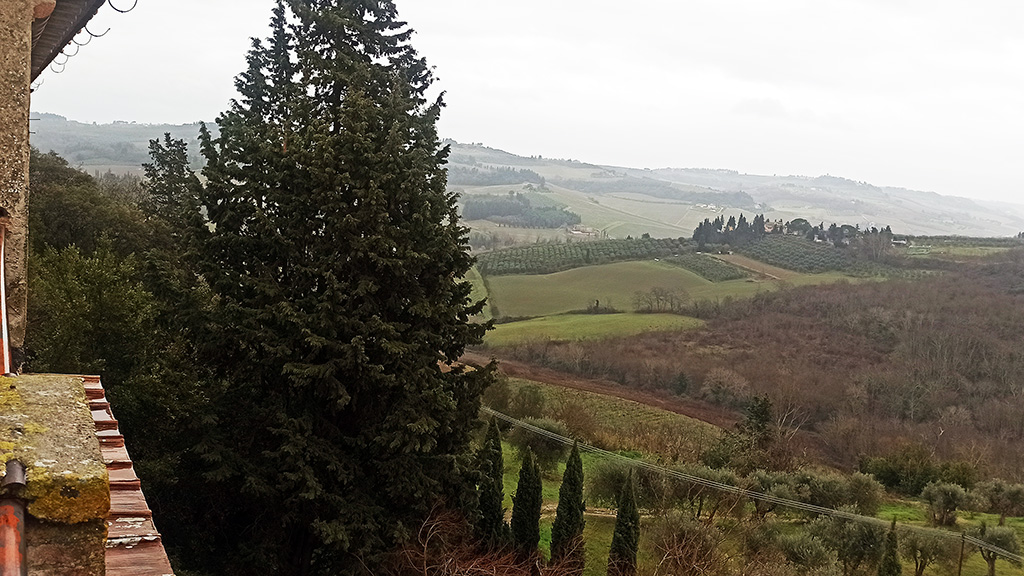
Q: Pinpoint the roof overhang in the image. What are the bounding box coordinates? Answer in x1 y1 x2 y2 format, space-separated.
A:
31 0 107 81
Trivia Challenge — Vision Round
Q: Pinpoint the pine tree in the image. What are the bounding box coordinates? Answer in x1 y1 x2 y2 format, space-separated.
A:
510 448 542 558
608 470 640 576
878 520 902 576
551 441 586 572
177 1 492 573
477 418 508 547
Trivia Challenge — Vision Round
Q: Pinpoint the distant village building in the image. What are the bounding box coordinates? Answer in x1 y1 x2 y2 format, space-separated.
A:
568 224 600 237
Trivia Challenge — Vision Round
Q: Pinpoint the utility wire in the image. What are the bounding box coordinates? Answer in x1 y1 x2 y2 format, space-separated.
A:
482 407 1024 564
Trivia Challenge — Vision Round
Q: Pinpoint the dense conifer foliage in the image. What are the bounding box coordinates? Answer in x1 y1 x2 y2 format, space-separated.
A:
23 1 493 573
476 419 509 547
608 471 640 576
153 1 495 573
29 0 492 571
510 449 542 558
550 441 586 571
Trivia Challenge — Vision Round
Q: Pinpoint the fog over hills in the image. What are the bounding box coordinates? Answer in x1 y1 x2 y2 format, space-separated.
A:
30 113 1024 237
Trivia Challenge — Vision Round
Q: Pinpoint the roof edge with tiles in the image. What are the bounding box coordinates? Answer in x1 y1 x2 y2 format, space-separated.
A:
83 375 175 576
31 0 108 80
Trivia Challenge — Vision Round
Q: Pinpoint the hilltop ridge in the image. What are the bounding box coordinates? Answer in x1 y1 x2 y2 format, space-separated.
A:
27 114 1024 237
447 141 1024 238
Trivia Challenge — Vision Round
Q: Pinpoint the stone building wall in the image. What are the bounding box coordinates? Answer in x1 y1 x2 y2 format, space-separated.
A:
0 1 45 368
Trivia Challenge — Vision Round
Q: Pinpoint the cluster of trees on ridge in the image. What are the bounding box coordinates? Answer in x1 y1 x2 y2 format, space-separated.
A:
693 212 898 257
461 191 582 228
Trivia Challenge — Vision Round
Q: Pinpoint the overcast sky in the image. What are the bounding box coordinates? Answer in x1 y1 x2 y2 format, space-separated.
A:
30 0 1024 204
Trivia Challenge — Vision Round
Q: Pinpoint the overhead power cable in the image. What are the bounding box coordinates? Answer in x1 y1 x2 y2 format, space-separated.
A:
482 406 1024 564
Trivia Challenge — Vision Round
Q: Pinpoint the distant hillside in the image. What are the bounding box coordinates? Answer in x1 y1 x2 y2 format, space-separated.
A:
448 142 1024 238
29 113 215 175
26 115 1024 237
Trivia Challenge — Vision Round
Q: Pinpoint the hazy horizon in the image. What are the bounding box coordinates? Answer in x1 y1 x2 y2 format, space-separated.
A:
29 0 1024 206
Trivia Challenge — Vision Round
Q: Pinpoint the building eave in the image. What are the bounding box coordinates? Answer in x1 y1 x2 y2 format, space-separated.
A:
31 0 107 81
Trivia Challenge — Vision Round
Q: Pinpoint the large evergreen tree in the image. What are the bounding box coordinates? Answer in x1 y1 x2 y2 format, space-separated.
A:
551 441 586 571
176 1 492 573
608 470 640 576
476 418 508 547
510 448 542 558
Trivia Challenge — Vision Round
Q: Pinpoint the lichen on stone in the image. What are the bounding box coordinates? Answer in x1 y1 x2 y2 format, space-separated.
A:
0 375 109 524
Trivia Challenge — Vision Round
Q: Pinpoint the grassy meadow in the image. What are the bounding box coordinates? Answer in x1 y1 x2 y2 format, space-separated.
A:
464 266 492 320
484 313 704 347
485 259 853 318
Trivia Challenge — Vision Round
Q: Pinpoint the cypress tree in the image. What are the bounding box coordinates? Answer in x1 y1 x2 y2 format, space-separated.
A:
176 1 493 573
510 448 543 558
551 441 586 571
477 418 508 546
608 470 640 576
878 520 902 576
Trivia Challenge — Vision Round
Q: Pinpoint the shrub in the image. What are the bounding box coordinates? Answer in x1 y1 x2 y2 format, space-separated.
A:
775 529 831 569
699 368 751 408
507 418 570 472
646 511 727 576
508 384 545 419
846 472 884 516
860 444 939 496
481 376 513 414
921 482 969 526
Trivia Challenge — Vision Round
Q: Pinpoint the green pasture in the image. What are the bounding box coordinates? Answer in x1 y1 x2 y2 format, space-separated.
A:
486 260 852 317
484 313 703 346
905 245 1014 259
464 266 492 321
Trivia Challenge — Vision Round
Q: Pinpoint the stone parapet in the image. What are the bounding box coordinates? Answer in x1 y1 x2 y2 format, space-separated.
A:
0 374 110 575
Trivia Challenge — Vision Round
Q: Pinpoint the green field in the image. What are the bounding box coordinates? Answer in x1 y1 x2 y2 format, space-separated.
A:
905 245 1014 258
485 313 703 346
486 260 851 317
464 266 492 320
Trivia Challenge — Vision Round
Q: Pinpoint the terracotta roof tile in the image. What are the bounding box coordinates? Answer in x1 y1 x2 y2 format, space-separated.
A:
84 376 175 576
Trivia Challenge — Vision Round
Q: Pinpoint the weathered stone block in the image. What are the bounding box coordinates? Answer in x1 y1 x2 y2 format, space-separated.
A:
0 375 109 523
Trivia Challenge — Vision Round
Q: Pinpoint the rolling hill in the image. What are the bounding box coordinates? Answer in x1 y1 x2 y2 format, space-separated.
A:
448 142 1024 238
28 113 1024 237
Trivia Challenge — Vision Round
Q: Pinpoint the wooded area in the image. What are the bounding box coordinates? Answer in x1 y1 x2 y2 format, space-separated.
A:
493 248 1024 481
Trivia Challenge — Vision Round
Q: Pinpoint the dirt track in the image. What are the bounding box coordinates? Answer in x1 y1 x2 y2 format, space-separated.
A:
460 350 739 430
